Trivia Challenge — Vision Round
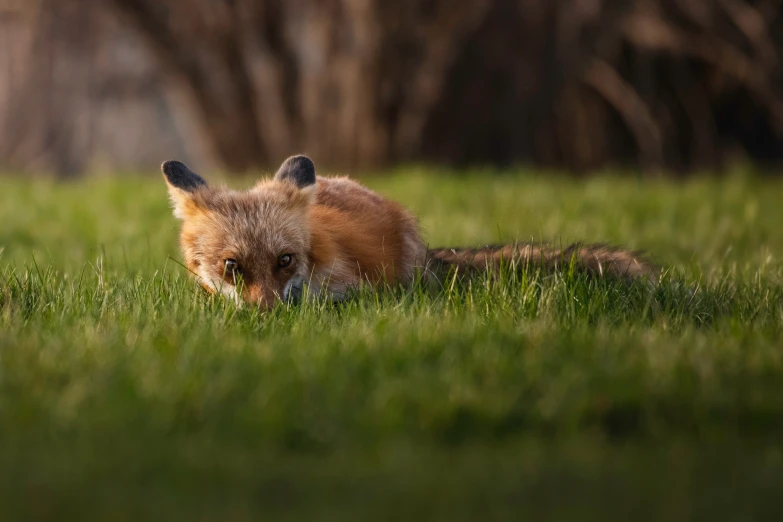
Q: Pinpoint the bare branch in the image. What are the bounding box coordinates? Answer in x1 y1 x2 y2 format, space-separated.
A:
582 58 663 168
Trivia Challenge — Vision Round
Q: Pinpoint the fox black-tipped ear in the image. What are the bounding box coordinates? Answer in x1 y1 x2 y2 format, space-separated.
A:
162 160 207 192
161 160 207 219
274 155 316 189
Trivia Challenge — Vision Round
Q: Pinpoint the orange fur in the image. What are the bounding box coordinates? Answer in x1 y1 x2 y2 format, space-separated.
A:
162 156 425 309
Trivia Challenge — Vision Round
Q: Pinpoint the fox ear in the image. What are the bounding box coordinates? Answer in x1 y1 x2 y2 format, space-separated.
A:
274 155 316 189
161 160 207 219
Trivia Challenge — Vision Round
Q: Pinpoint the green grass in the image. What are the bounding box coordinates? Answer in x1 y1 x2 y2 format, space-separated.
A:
1 169 783 521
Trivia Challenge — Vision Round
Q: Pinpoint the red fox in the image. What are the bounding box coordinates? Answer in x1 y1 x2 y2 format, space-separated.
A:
163 155 657 308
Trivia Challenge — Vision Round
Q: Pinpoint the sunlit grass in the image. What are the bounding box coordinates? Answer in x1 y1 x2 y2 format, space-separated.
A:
1 169 782 521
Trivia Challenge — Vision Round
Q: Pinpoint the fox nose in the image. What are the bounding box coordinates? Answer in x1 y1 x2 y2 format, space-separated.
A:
245 284 278 310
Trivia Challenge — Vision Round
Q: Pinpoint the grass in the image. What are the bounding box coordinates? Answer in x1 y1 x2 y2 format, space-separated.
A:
1 168 783 521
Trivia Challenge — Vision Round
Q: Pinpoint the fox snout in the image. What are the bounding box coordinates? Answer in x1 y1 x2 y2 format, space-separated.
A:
243 284 281 310
243 279 305 310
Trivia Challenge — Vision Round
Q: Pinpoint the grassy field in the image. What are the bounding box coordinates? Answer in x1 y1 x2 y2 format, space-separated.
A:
1 168 783 521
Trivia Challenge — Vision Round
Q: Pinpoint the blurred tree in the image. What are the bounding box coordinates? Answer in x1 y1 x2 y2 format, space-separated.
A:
104 0 491 170
1 0 782 175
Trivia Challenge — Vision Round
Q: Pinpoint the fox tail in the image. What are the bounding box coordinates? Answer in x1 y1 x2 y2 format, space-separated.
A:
426 242 658 282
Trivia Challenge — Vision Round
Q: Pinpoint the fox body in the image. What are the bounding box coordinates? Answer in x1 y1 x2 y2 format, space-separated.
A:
163 155 657 308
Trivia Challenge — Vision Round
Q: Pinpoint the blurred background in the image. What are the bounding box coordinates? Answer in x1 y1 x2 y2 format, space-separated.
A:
1 0 782 177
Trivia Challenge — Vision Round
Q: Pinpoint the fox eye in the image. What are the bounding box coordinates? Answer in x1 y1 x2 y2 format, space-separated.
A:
277 254 293 268
224 258 239 273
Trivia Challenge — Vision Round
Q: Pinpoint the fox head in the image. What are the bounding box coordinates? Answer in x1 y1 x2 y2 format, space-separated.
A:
162 155 317 309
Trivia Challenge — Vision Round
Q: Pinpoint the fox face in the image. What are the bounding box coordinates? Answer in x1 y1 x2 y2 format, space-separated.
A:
163 156 317 309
